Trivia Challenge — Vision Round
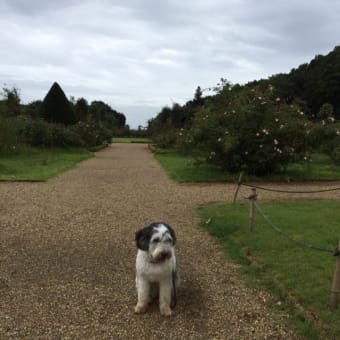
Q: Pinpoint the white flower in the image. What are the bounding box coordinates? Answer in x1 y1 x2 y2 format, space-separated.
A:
259 144 263 148
273 139 279 145
337 131 340 136
217 138 222 142
300 111 304 115
275 118 279 122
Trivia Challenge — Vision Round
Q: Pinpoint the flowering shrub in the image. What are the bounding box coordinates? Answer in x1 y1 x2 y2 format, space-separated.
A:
178 85 311 175
70 119 112 147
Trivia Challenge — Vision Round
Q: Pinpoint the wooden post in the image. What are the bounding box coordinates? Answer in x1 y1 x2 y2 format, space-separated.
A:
330 241 340 311
232 172 243 204
249 188 257 232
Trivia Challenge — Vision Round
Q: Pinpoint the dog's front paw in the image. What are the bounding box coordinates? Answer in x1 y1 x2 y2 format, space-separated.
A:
160 305 173 316
134 302 148 314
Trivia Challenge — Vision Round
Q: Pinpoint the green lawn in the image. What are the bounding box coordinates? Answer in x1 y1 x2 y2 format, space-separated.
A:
154 151 340 182
0 146 92 181
198 201 340 339
112 137 151 143
154 151 234 182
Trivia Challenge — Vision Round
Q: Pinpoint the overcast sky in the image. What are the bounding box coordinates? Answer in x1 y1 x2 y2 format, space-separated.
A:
1 0 339 128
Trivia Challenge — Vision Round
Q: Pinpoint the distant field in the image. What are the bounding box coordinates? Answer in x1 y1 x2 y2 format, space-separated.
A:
112 137 150 143
0 146 92 181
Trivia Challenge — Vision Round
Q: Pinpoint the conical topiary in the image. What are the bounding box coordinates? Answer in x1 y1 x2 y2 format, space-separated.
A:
40 82 76 125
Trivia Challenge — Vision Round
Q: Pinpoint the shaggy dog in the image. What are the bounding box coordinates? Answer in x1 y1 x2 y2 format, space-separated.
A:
134 222 179 316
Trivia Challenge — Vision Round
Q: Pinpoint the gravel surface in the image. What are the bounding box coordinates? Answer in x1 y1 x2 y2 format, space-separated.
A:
1 143 340 339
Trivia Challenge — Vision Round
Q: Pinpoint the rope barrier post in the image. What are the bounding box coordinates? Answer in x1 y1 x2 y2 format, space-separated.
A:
248 188 257 232
330 241 340 311
232 172 243 204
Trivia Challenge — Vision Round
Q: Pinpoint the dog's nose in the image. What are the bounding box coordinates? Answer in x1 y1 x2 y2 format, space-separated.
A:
161 251 170 258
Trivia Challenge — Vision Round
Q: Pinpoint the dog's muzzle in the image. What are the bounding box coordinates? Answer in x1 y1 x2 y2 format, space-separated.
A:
153 250 172 263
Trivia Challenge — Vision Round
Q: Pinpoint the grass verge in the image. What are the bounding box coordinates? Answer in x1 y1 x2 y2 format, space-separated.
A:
0 146 92 181
198 201 340 339
154 150 340 182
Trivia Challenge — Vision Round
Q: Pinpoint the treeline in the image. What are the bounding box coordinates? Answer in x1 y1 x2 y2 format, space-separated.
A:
0 82 128 152
250 46 340 118
149 46 340 175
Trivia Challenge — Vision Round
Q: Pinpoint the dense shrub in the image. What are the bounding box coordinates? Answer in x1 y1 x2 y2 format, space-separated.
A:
152 130 179 149
19 119 54 146
307 122 340 153
0 117 18 153
71 119 112 147
331 145 340 165
17 119 82 147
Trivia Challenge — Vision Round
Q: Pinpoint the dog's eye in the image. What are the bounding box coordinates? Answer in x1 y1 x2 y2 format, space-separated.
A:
152 237 160 243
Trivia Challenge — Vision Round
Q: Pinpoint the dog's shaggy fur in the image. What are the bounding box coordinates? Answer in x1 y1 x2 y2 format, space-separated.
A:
134 222 178 316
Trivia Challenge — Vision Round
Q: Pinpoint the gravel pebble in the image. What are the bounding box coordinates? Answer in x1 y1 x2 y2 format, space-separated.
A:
2 144 338 339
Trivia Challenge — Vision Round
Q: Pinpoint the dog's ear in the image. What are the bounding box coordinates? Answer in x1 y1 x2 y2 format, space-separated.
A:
135 226 153 251
165 224 176 246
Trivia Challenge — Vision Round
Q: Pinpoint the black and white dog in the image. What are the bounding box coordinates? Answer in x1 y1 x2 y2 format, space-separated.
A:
134 222 179 316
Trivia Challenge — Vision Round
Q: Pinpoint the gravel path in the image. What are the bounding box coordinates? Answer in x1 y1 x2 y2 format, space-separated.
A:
1 143 340 339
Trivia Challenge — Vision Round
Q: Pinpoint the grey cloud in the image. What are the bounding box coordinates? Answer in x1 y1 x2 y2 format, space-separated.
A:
1 0 339 128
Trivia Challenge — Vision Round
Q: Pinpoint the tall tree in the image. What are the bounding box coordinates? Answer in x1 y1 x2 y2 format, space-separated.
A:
40 82 76 125
2 86 21 116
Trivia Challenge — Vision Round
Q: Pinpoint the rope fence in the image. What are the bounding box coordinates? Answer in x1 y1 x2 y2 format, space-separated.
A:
232 176 340 311
242 182 340 194
254 201 335 254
